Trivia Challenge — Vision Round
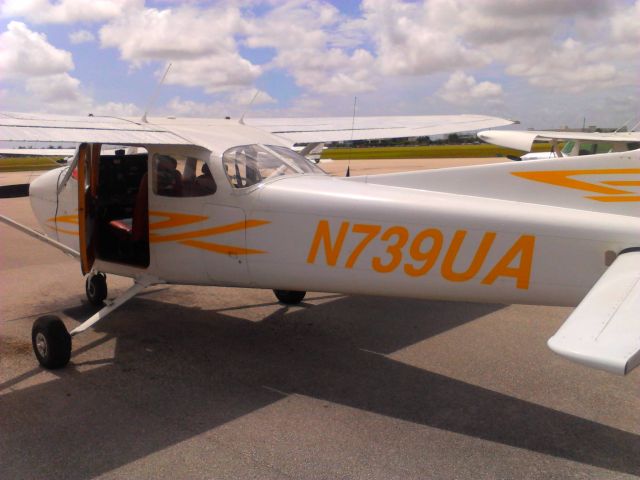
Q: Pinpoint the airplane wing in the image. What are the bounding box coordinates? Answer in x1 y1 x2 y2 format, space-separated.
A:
0 112 192 145
1 111 513 147
244 115 514 143
547 250 640 375
477 129 640 152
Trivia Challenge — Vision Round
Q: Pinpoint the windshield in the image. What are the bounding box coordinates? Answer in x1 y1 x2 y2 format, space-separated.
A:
222 144 325 188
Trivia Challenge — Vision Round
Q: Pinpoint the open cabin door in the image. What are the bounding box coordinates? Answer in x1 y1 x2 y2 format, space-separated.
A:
77 143 100 274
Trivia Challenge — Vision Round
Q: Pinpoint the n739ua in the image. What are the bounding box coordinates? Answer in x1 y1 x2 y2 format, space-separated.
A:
1 111 639 375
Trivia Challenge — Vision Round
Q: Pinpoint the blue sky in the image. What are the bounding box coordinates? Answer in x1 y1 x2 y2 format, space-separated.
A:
1 0 638 129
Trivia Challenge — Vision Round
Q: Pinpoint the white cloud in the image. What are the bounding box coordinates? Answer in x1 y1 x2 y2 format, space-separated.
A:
0 21 73 79
228 89 276 106
610 1 640 44
0 0 638 127
505 38 619 92
165 97 228 117
91 101 140 117
165 56 261 94
0 22 92 113
245 1 376 95
99 5 262 94
26 73 85 102
99 6 241 63
69 30 95 44
1 0 142 24
355 0 638 96
362 0 487 76
438 72 503 105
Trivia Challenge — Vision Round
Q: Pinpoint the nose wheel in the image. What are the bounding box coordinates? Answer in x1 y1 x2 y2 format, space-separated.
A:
86 272 108 306
273 289 306 305
31 276 157 370
32 315 72 369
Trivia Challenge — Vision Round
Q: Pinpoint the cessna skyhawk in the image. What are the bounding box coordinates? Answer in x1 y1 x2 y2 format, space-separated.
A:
0 111 638 376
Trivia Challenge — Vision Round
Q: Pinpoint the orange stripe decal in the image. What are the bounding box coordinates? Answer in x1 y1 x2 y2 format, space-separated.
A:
180 240 266 255
586 195 640 202
601 180 640 187
148 211 208 230
45 210 269 254
148 215 270 255
512 168 640 202
47 214 79 225
150 219 270 243
46 214 80 235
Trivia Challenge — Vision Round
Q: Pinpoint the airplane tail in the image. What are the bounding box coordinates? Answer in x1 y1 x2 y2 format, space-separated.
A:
351 149 640 217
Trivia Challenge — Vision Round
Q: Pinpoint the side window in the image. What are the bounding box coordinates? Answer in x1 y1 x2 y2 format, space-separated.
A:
152 154 216 197
578 143 596 156
594 143 613 154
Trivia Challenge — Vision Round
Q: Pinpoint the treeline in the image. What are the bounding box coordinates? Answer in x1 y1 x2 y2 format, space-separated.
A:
328 133 477 148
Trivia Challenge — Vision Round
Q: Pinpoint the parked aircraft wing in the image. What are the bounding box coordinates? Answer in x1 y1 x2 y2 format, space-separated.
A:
1 111 513 147
547 250 640 375
246 115 514 143
477 129 640 152
0 112 192 145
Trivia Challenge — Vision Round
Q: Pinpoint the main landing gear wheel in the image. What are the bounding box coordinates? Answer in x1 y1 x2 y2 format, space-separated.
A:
273 289 306 305
86 272 107 306
32 315 71 369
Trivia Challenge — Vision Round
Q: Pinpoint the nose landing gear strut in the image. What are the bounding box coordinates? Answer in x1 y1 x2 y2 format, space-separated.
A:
31 275 159 369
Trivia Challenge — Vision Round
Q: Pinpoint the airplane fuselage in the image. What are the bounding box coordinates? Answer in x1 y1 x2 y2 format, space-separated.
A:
29 159 639 308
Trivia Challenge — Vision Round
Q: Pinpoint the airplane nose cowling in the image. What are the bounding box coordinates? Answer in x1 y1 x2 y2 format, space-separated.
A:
29 168 62 202
29 167 67 237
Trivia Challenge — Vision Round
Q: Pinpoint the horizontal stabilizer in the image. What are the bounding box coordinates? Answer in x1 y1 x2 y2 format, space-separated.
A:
547 250 640 375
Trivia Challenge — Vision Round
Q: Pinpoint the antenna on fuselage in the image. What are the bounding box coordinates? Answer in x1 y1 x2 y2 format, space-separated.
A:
141 62 172 124
346 96 357 177
239 90 261 125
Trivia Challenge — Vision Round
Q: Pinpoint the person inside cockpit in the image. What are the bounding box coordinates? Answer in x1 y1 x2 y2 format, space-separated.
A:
195 163 217 194
155 155 182 196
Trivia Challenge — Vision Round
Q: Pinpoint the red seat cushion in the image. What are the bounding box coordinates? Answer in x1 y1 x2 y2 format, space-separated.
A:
109 219 132 240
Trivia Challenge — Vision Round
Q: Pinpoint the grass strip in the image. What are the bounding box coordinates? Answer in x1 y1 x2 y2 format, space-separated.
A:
322 143 554 160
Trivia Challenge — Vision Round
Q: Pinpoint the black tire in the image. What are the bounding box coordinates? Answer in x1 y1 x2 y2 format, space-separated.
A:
32 315 71 369
86 273 107 306
273 289 306 305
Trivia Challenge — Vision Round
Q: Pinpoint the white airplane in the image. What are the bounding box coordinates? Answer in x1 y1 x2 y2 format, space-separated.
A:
477 129 640 161
0 111 639 377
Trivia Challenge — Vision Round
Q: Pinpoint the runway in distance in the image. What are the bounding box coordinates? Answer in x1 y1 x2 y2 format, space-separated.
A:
0 111 639 376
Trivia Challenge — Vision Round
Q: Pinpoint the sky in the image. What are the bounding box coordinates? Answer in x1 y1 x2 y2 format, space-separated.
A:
0 0 638 129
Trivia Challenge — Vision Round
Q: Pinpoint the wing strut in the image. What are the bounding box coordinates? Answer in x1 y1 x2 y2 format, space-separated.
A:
70 275 160 335
0 214 79 258
31 274 162 369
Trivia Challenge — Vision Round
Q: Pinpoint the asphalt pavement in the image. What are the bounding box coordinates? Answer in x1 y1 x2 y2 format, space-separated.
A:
1 160 639 480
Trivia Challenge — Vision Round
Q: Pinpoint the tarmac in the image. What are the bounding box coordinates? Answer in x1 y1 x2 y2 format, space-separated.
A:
1 159 639 480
